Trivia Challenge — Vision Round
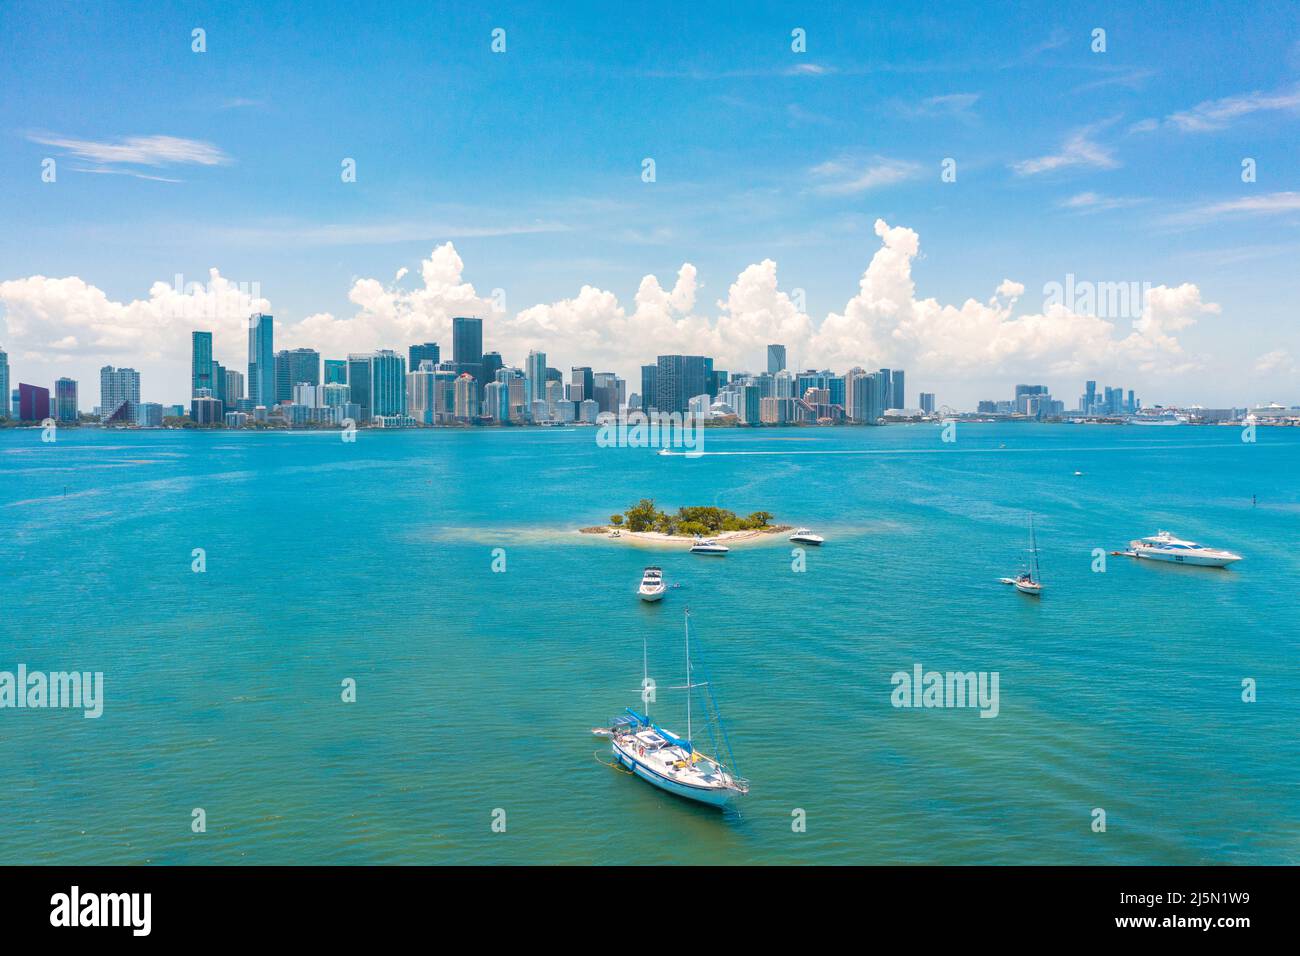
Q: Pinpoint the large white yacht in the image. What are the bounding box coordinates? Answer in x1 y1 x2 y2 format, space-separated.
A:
637 566 666 602
1129 531 1242 567
689 536 730 556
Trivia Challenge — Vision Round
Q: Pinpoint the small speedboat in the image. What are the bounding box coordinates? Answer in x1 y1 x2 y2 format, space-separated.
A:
638 566 666 602
608 529 622 538
689 536 729 556
788 528 824 545
1128 531 1242 567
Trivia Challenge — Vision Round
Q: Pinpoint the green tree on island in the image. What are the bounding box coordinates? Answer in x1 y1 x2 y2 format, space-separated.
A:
616 500 774 535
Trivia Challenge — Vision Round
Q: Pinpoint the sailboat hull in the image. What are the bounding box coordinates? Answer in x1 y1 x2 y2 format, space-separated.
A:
612 742 742 808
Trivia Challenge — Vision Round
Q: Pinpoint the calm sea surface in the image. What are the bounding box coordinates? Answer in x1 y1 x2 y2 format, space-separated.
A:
1 423 1297 864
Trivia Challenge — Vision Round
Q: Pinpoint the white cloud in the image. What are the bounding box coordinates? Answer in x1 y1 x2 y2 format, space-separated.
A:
0 223 1219 404
27 133 231 167
1057 191 1148 213
1165 85 1300 132
1012 125 1119 175
1255 349 1294 374
810 156 922 195
1167 191 1300 225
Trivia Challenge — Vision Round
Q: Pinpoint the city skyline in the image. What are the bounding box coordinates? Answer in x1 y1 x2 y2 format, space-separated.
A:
1 2 1297 409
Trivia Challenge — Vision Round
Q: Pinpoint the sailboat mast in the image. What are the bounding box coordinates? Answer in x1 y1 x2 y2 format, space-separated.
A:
642 633 649 721
1029 514 1040 581
684 609 692 747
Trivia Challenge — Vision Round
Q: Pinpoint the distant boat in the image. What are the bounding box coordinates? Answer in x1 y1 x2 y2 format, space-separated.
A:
1000 514 1043 596
595 612 748 809
690 536 729 555
1073 471 1084 476
1128 531 1242 567
608 528 622 538
788 528 825 545
638 566 666 602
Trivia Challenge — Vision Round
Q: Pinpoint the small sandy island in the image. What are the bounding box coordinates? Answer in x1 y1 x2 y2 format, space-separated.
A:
579 525 793 548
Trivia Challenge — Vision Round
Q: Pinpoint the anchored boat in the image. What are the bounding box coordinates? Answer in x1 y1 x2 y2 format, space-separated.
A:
1000 513 1043 595
595 611 748 809
1128 531 1242 567
689 536 729 555
788 528 825 545
638 566 666 602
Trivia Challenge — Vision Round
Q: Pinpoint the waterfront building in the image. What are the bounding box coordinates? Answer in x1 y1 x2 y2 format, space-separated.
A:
346 354 373 421
0 345 9 418
247 313 275 408
54 377 78 422
593 371 624 413
275 348 320 403
484 380 509 422
891 370 905 410
480 351 504 385
191 331 214 397
224 411 248 428
638 365 656 413
655 354 710 415
324 359 348 385
18 383 50 421
409 342 440 371
454 372 477 420
525 349 547 411
579 399 599 424
406 361 439 425
767 344 787 375
760 396 794 424
99 365 141 422
224 368 245 409
136 403 163 427
369 350 407 418
573 366 595 405
190 394 223 425
452 316 483 381
920 392 936 414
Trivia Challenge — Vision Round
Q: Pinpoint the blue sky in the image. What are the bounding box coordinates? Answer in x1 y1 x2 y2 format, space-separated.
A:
2 0 1298 407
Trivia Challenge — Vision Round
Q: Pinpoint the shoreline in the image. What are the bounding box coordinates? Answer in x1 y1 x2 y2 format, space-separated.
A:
578 525 794 548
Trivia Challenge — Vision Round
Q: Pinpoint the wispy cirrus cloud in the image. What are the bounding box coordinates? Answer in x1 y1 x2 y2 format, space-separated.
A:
1012 123 1119 175
1057 191 1148 213
1166 191 1300 225
27 132 231 167
1138 84 1300 133
895 92 980 122
809 156 922 195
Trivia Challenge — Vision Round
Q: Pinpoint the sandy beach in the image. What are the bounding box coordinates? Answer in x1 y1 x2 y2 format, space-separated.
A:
578 525 794 548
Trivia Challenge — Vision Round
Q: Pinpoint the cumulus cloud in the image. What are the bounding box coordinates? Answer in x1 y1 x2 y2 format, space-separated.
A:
1255 349 1294 374
0 222 1218 403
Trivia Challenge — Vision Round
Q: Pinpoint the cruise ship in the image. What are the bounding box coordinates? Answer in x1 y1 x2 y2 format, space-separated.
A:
1129 531 1242 567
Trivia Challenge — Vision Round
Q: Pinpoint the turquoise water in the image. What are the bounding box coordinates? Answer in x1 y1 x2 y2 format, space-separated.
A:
1 423 1297 864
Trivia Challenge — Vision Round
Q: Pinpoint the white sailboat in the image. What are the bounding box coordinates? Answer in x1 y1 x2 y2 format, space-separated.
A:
596 611 748 809
1000 514 1043 595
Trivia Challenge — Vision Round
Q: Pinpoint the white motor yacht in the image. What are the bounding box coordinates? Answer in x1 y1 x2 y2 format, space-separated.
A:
788 528 824 545
638 566 666 602
689 536 729 556
1129 531 1242 567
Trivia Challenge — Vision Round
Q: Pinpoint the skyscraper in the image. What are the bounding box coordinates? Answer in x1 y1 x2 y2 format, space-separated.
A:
191 331 214 397
409 343 440 370
369 350 407 417
247 313 274 408
346 354 373 422
525 349 548 412
891 369 905 411
480 351 504 385
655 355 709 415
224 368 245 408
55 377 78 422
0 346 9 418
18 383 50 421
452 316 483 380
920 392 936 414
275 348 321 403
767 344 787 375
324 359 348 385
639 365 657 413
99 366 141 422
